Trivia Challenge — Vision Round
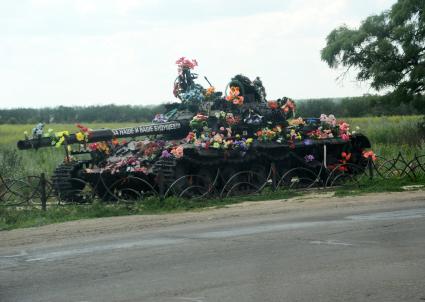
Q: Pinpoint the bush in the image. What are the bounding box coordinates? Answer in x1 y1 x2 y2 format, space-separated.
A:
0 148 23 178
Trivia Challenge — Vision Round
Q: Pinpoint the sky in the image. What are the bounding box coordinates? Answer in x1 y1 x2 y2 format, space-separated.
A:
0 0 396 108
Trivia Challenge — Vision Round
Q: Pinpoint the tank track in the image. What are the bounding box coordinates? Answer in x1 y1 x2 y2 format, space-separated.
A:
51 161 86 202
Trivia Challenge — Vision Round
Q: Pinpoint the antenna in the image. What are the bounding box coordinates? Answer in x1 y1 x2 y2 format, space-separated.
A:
204 76 213 87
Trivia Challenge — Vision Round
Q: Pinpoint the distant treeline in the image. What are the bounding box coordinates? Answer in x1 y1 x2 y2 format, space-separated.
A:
0 95 424 124
297 94 425 117
0 104 164 124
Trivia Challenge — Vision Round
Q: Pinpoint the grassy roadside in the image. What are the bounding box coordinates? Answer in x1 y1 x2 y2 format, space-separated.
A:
1 176 424 231
333 176 425 197
0 189 299 231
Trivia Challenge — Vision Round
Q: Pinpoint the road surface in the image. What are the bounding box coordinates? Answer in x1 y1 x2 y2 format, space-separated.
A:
1 191 425 301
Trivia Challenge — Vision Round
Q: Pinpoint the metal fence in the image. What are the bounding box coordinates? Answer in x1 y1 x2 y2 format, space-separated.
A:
1 152 424 209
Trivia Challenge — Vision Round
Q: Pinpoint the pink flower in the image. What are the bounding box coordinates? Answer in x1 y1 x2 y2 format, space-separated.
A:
340 133 350 141
339 122 350 132
176 57 198 71
185 132 196 143
193 113 208 121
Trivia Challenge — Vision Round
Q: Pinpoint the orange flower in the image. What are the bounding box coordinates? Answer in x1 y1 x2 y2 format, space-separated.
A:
230 86 240 96
226 86 244 105
171 145 184 158
206 86 215 96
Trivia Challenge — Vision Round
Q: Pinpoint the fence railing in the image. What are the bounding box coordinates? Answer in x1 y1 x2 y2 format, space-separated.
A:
1 152 424 209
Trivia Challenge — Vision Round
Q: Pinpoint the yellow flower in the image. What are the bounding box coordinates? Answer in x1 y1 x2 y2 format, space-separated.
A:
54 131 70 147
76 132 85 142
55 136 65 148
55 131 69 138
246 138 253 144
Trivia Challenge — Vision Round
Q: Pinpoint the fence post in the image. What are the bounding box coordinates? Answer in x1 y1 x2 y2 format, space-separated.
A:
158 170 165 201
368 157 374 180
271 162 277 191
40 172 47 211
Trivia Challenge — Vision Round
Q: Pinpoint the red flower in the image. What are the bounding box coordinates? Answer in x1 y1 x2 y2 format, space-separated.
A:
362 150 377 161
268 101 278 109
341 152 351 161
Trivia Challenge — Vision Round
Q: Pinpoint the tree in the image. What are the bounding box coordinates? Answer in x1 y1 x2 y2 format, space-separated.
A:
321 0 425 100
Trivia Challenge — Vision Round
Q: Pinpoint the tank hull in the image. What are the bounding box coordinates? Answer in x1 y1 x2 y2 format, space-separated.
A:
51 134 370 202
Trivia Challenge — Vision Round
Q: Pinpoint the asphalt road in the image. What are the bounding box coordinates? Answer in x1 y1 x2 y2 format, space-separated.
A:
1 200 425 302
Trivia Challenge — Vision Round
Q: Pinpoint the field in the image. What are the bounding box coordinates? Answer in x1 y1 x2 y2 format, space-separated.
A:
0 116 424 178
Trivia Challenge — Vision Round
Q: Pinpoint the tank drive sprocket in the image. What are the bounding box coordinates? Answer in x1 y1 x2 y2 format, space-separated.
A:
51 161 87 202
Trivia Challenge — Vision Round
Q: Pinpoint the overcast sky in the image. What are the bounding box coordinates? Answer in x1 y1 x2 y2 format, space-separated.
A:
0 0 396 108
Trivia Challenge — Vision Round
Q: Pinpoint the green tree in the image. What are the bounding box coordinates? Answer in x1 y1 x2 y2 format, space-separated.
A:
321 0 425 100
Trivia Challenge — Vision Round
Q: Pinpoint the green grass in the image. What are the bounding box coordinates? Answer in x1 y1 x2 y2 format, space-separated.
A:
0 189 299 231
346 115 424 158
333 175 425 197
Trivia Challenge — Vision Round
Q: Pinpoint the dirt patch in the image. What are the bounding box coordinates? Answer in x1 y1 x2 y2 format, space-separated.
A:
1 190 425 248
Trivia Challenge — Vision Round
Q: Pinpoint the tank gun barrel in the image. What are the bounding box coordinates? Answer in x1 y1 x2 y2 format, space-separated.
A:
17 121 188 150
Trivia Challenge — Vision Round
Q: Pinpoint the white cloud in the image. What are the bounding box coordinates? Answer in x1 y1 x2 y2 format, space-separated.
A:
0 0 394 108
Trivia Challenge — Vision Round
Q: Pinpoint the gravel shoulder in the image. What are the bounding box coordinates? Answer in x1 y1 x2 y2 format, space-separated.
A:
1 190 425 248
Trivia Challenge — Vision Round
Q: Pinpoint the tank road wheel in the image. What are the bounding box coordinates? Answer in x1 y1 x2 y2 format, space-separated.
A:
220 163 268 198
52 162 91 203
108 175 158 203
277 167 320 190
325 163 367 188
196 167 220 197
165 164 213 199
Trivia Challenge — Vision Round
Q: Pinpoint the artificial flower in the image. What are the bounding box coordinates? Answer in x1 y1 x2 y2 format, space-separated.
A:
176 57 198 71
267 100 279 109
304 154 315 162
205 86 215 96
226 86 244 105
171 145 184 158
363 150 377 161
